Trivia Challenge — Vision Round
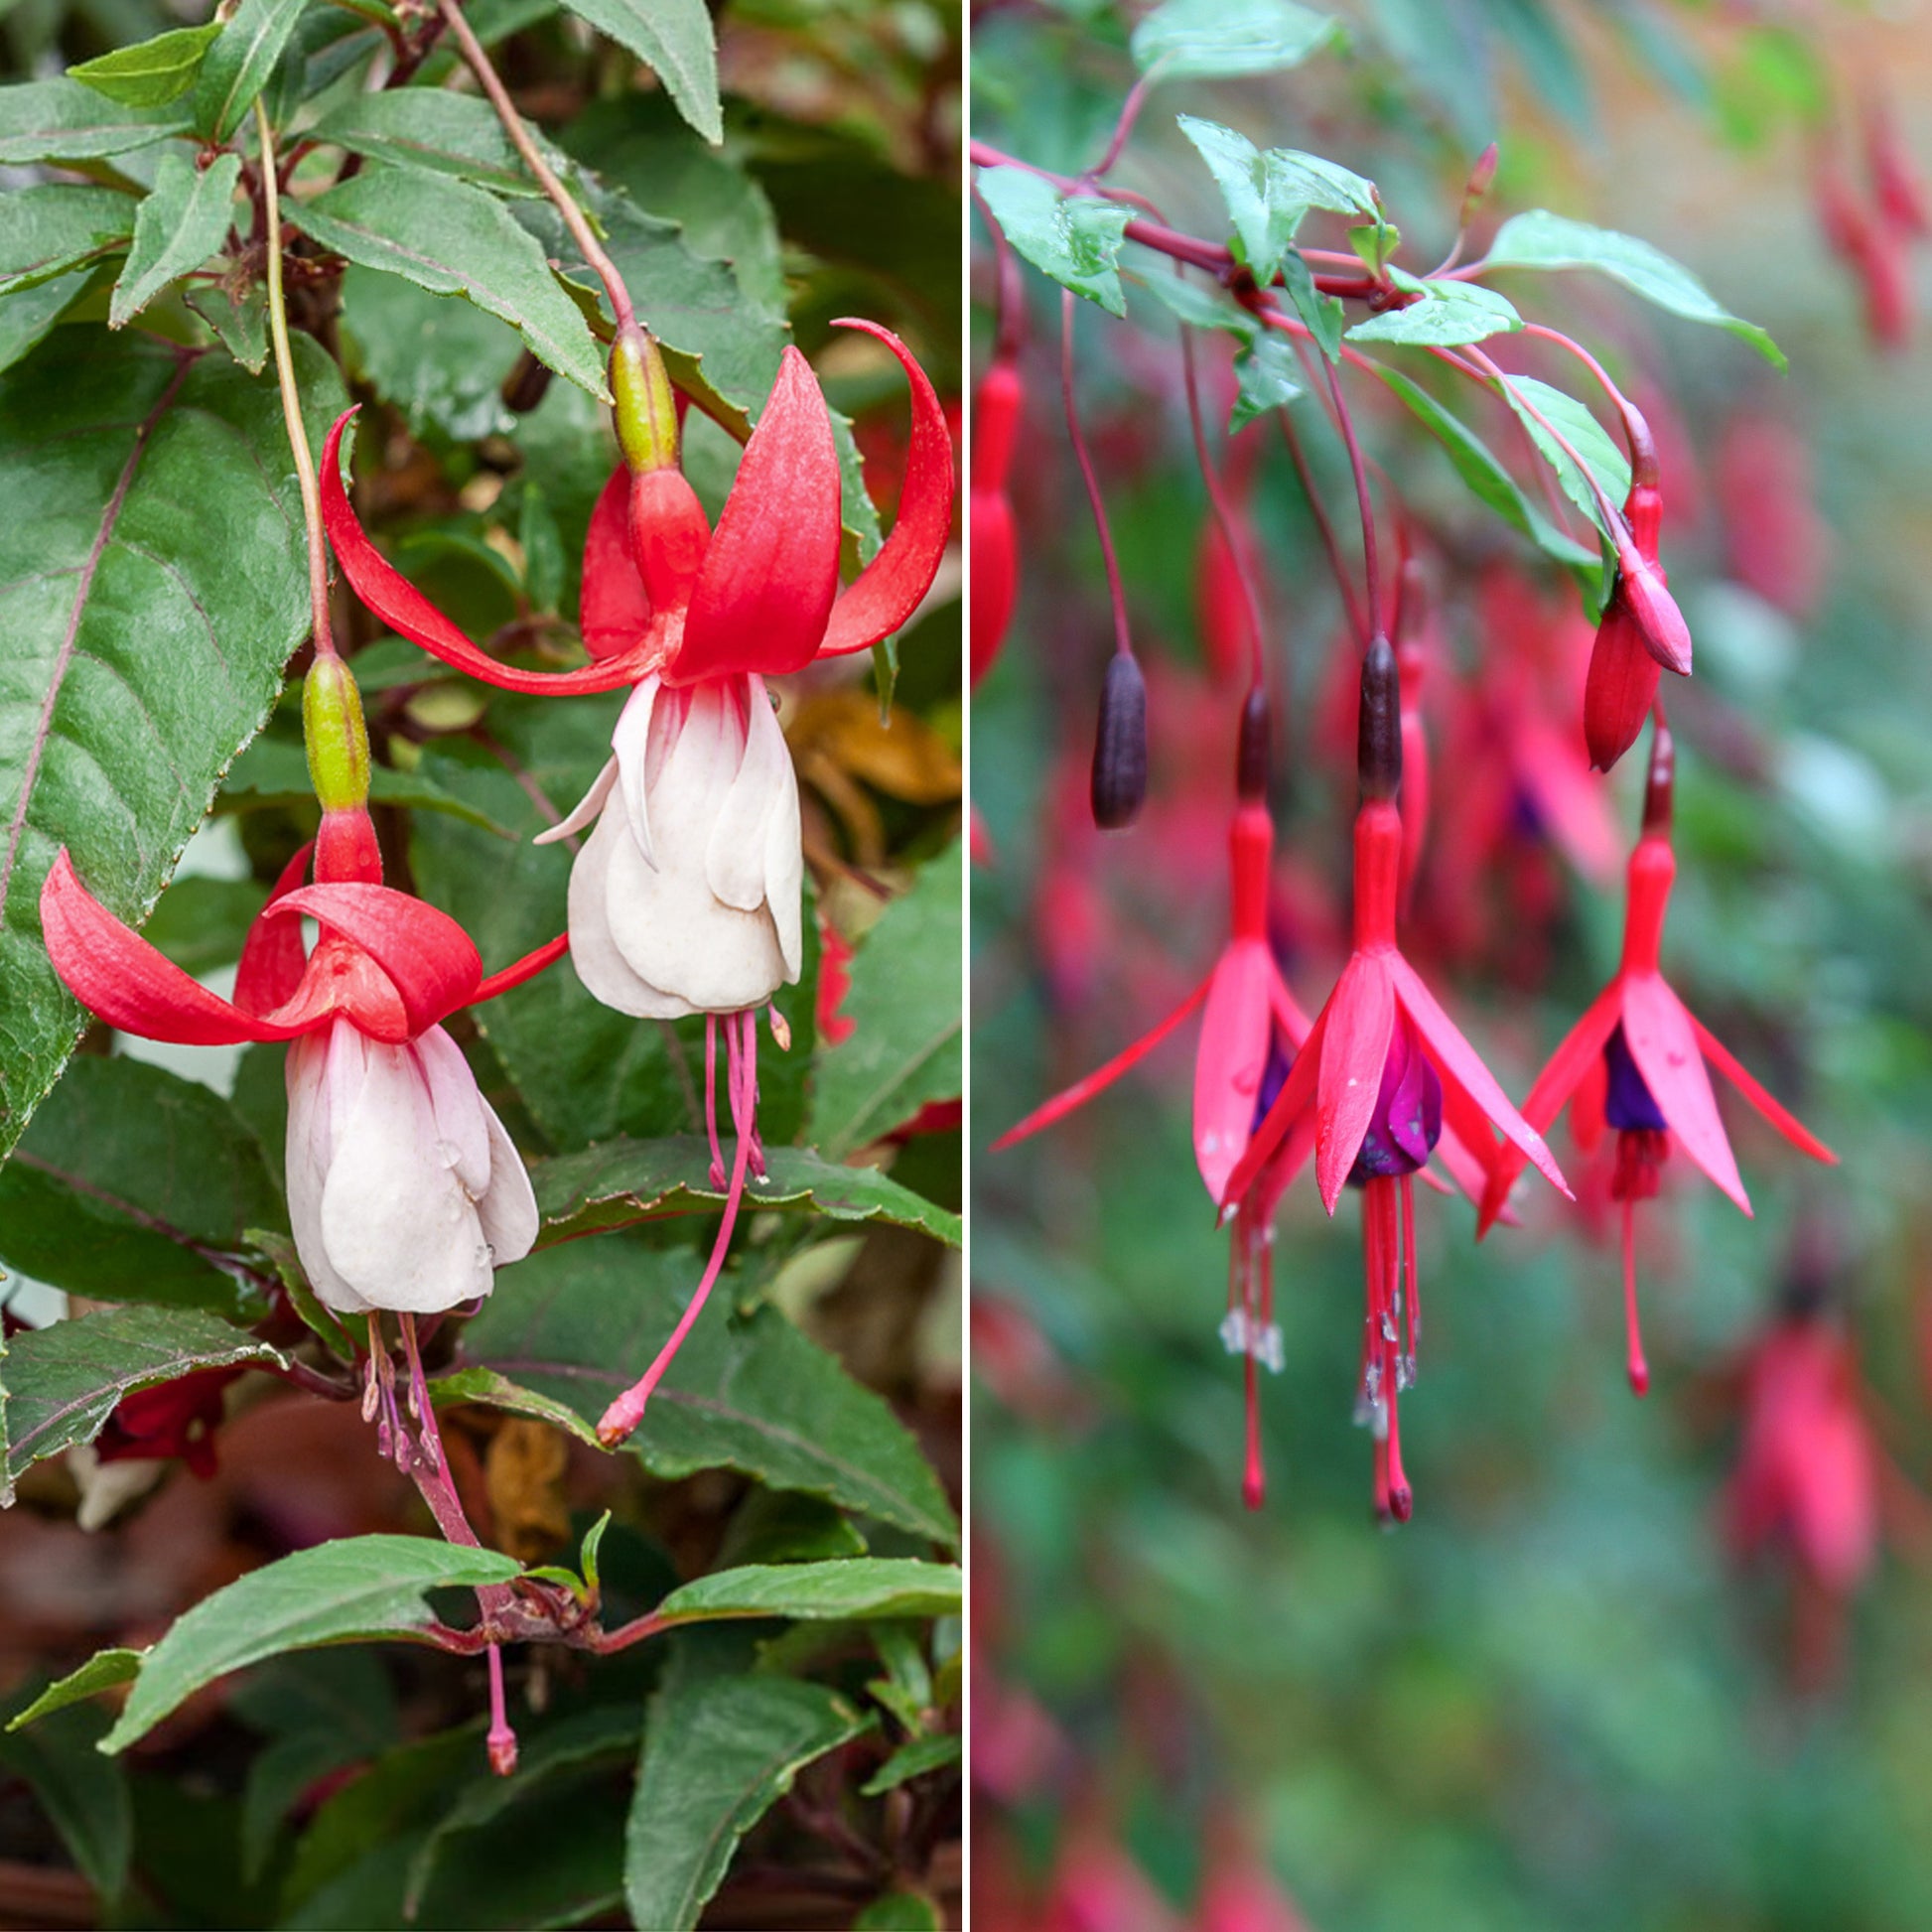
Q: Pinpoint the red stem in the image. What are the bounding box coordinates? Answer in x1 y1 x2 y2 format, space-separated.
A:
1178 320 1267 691
1060 288 1134 659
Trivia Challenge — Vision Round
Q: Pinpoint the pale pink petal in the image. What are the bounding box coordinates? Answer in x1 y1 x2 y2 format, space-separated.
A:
476 1100 539 1266
706 675 792 912
411 1025 491 1196
612 674 663 867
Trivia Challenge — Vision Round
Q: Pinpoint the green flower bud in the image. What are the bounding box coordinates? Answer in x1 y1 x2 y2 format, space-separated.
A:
304 655 371 813
611 323 678 475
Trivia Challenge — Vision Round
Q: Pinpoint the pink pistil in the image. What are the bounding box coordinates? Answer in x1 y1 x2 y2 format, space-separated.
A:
704 1014 725 1188
1622 1195 1650 1397
399 1312 443 1472
598 1009 759 1447
485 1643 518 1777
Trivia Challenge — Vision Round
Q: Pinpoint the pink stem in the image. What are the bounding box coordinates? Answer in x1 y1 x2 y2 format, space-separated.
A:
597 1011 759 1447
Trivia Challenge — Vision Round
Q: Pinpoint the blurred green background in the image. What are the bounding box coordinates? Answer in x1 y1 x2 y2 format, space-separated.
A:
970 4 1932 1928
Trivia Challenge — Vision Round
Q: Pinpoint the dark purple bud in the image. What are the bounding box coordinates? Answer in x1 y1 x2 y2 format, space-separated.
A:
500 351 553 416
1236 684 1270 800
1091 653 1148 829
1357 633 1401 803
1603 1024 1668 1134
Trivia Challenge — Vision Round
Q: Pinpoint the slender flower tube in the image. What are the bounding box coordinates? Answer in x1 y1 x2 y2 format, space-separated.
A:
1220 639 1573 1518
321 320 954 1445
1477 722 1836 1392
997 688 1312 1507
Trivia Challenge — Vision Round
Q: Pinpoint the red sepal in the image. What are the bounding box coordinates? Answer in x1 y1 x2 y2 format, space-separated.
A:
321 411 639 696
1690 1013 1837 1167
1314 951 1395 1215
474 931 571 1005
668 348 842 684
263 883 482 1039
42 851 301 1046
234 841 314 1017
993 975 1211 1150
819 319 958 659
1621 972 1749 1213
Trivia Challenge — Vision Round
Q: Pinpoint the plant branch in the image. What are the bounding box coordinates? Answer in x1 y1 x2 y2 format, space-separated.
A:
435 0 634 333
253 100 334 660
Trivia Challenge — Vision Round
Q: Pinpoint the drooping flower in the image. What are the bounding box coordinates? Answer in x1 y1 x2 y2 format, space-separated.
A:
1478 721 1836 1391
1221 638 1572 1518
997 687 1313 1507
1725 1263 1880 1693
1584 415 1693 772
321 320 954 1446
40 744 561 1463
971 353 1021 686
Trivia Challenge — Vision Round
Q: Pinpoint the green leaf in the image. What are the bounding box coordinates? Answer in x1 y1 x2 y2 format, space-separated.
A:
1495 371 1630 539
403 1703 639 1918
529 1137 962 1249
0 1057 280 1319
1280 248 1343 361
218 733 515 834
657 1559 962 1626
99 1536 524 1753
859 1732 960 1798
2 1307 287 1494
4 1650 143 1730
0 78 189 164
458 1235 960 1546
194 0 311 142
1365 361 1598 574
976 166 1131 318
1230 333 1303 430
231 1650 398 1881
288 166 609 402
184 279 267 372
811 840 962 1159
0 1683 131 1898
307 89 566 199
853 1890 943 1930
1483 208 1784 369
0 186 135 298
428 1365 602 1447
1347 277 1522 347
69 24 222 107
109 150 240 329
1177 117 1297 289
0 333 346 1161
624 1656 870 1932
1140 271 1249 337
555 0 721 145
718 1489 866 1569
1131 0 1340 77
0 265 96 380
338 265 517 444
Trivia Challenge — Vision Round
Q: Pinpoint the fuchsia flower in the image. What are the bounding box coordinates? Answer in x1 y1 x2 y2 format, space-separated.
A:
1219 639 1572 1517
1583 421 1694 772
997 689 1313 1507
321 319 953 1445
41 835 558 1322
1478 722 1836 1392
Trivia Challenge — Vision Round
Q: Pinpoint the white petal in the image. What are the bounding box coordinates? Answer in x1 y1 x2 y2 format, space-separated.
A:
604 791 787 1012
763 735 804 983
319 1040 492 1312
411 1025 491 1196
532 757 619 847
565 804 697 1019
706 675 792 913
285 1024 368 1315
612 675 662 868
475 1099 539 1267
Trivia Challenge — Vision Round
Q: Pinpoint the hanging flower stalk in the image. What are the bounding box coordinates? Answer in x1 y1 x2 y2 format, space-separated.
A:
1220 639 1573 1518
1477 719 1836 1392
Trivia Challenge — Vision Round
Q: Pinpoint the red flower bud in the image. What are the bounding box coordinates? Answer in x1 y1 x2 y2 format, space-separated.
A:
1583 587 1663 773
970 359 1023 686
